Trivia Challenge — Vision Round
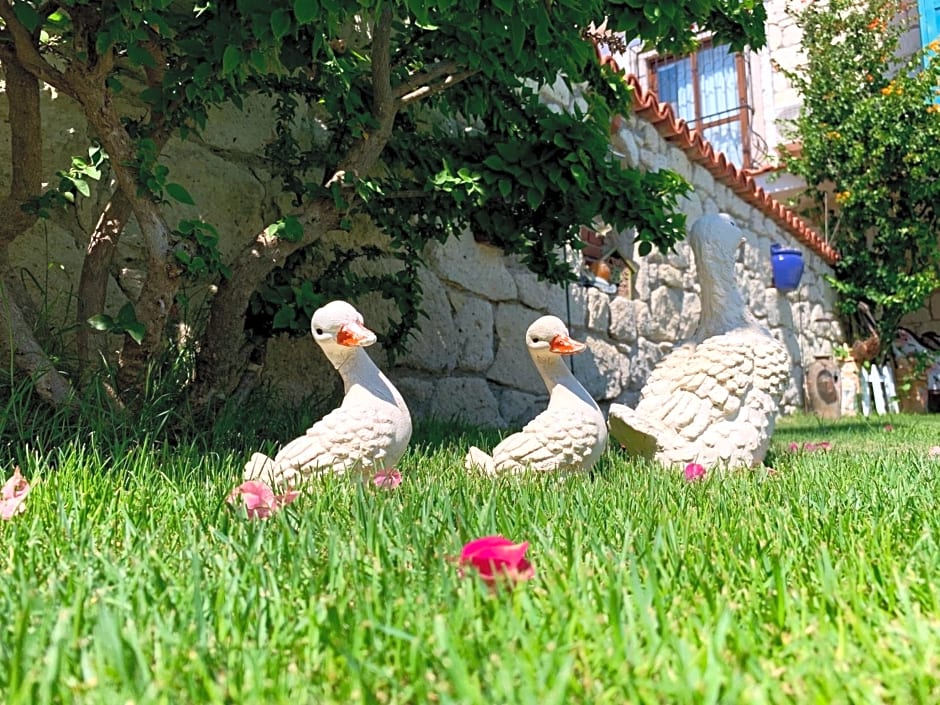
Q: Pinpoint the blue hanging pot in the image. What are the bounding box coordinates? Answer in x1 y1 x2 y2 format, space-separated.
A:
770 243 804 293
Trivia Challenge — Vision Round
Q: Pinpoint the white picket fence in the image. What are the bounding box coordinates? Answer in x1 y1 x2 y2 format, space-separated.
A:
859 363 900 416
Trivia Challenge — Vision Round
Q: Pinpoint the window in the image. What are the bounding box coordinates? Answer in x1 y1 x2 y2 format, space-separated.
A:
649 43 752 167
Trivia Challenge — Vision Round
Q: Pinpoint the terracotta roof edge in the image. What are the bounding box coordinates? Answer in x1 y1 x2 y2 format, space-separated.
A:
596 51 838 265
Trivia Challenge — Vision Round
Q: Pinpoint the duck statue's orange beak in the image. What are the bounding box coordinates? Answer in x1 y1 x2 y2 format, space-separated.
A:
549 334 586 355
337 320 377 347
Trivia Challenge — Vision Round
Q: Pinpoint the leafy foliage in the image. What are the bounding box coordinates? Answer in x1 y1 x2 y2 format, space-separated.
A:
781 0 940 354
0 0 767 403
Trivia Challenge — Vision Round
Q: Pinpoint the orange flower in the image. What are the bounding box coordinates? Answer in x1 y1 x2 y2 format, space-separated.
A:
865 74 874 82
867 18 886 31
928 104 940 114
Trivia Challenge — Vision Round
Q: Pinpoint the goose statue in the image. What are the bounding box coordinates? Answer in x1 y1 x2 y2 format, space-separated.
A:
244 300 412 487
608 213 790 470
465 316 607 475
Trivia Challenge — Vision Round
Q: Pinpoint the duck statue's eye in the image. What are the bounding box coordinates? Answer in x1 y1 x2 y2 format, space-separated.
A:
315 328 324 335
531 337 540 343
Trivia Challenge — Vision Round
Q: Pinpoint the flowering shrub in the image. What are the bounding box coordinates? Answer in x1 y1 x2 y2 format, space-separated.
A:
781 0 940 353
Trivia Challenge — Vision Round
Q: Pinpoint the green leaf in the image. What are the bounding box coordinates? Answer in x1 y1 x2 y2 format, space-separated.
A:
498 178 512 199
272 305 296 329
87 314 115 332
116 303 138 327
165 183 196 205
282 216 304 242
293 0 318 25
127 44 157 68
492 0 513 15
271 9 292 39
222 45 242 77
72 178 91 198
125 322 146 345
638 241 652 257
13 3 41 32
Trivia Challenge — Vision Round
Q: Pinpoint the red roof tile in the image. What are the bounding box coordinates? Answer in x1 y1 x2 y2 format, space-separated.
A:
597 55 839 265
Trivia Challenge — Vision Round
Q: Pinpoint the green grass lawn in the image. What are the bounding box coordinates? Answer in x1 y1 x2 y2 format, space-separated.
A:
3 411 940 704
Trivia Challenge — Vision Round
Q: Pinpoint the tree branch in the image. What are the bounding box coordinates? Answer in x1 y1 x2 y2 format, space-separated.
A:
0 0 75 98
399 69 478 104
391 60 460 99
334 7 398 177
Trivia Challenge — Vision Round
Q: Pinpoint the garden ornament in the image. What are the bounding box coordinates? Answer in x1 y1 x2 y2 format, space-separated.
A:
608 213 790 470
244 300 412 486
465 315 607 474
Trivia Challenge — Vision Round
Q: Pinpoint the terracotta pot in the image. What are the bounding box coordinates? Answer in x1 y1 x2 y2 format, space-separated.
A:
805 357 841 419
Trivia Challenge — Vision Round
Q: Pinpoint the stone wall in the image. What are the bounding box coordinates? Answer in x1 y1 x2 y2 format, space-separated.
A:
263 111 844 427
1 74 843 428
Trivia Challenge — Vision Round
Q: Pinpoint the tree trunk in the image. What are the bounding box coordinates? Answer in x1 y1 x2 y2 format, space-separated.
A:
192 200 340 405
70 82 182 396
75 193 135 372
0 46 75 406
0 261 73 406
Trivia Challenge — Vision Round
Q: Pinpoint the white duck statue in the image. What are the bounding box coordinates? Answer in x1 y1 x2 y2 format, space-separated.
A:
465 315 607 475
244 300 412 486
608 213 790 470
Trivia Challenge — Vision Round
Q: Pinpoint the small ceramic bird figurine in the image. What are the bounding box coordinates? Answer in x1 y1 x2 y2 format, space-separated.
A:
465 316 607 475
244 300 412 487
608 213 790 470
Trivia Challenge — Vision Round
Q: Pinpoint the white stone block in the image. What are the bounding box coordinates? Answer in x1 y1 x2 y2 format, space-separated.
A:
396 269 458 372
585 286 611 333
429 377 505 428
427 232 517 300
487 303 548 394
449 290 495 371
610 297 638 343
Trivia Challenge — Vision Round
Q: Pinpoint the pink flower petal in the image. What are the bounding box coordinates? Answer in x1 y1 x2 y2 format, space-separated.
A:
226 480 296 520
788 442 800 453
459 535 535 584
884 424 894 432
373 470 402 489
0 466 30 520
929 446 940 458
684 463 706 481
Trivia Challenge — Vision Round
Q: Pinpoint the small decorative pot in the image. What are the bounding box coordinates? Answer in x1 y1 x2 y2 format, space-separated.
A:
770 243 804 293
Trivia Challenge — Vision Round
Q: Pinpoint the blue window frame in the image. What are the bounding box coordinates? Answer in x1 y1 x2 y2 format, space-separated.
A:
920 0 939 47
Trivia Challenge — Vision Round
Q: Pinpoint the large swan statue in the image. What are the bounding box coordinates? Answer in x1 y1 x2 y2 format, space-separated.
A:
244 300 412 486
465 315 607 475
608 213 790 470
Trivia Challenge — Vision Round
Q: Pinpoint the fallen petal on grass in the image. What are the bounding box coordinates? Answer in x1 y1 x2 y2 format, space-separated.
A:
373 470 402 489
227 480 298 520
459 535 534 586
930 446 940 458
0 466 30 520
684 463 706 481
